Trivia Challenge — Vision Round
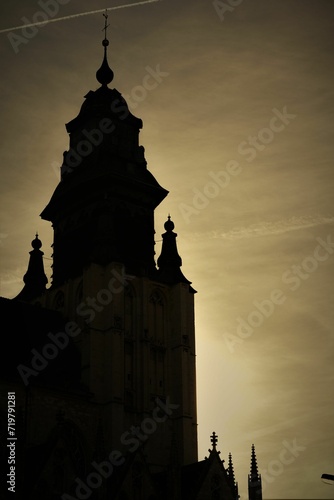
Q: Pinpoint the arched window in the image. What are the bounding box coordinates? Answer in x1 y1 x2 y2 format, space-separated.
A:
132 461 143 499
29 419 87 498
124 285 135 339
124 285 136 408
148 290 166 396
75 280 83 305
148 290 165 343
57 420 86 478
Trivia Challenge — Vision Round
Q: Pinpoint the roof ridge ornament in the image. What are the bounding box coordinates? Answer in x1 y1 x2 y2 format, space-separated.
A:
205 431 221 460
96 9 114 87
210 431 218 451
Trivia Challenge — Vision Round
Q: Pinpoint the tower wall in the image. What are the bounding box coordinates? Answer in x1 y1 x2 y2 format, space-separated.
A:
36 259 198 469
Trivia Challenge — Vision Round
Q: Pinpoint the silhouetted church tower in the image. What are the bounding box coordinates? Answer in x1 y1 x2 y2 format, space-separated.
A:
39 14 198 471
0 13 264 499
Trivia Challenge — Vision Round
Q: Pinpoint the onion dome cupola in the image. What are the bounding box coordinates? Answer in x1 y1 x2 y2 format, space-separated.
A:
40 12 168 286
14 234 48 301
157 216 193 287
57 9 146 180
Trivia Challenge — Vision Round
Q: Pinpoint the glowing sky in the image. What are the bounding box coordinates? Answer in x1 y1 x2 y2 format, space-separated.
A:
0 1 333 498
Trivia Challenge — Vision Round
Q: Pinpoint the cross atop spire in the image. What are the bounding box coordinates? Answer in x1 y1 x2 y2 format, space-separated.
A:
102 10 110 41
205 431 221 460
210 431 218 450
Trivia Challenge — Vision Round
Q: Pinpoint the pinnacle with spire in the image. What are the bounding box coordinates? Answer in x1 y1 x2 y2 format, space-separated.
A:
228 452 239 500
14 234 48 301
156 216 192 286
228 452 236 484
96 10 114 86
248 444 262 500
249 444 260 481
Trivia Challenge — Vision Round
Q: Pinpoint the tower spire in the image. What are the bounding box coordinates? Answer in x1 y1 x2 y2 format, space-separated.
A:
228 452 235 485
250 444 259 479
228 452 239 500
248 444 262 500
96 9 114 86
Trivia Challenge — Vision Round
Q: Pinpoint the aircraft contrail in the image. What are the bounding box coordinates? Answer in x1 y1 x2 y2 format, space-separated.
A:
0 0 159 34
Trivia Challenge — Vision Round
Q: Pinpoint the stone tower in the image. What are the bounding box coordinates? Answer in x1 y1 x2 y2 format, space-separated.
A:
36 17 198 472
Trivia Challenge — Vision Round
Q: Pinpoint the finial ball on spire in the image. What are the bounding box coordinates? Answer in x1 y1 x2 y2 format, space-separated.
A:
32 233 42 250
164 215 175 232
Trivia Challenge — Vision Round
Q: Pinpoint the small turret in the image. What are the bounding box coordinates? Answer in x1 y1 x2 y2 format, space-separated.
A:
14 234 48 301
157 216 191 285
